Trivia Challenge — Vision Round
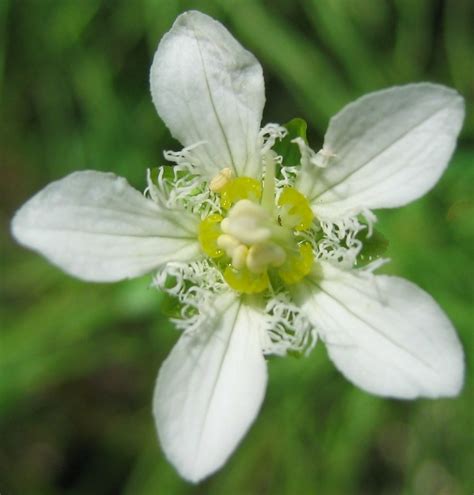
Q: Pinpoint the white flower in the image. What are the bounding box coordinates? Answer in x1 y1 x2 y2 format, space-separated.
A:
11 10 465 484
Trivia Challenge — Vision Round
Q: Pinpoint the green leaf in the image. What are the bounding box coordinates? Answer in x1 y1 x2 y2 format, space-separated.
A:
356 229 389 266
273 117 308 166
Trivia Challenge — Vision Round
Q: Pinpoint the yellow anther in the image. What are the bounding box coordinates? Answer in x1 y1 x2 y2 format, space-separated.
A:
224 265 269 294
231 245 248 270
220 177 262 210
278 243 314 284
278 187 314 231
217 234 240 253
198 214 223 258
209 167 234 193
217 234 248 269
221 199 271 245
247 242 286 274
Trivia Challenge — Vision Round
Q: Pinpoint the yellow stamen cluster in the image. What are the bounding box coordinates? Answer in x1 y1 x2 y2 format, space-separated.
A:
198 171 315 294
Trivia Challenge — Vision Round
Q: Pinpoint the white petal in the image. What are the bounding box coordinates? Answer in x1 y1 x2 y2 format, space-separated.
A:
154 292 268 482
297 84 464 220
11 171 200 282
295 262 464 399
150 11 265 179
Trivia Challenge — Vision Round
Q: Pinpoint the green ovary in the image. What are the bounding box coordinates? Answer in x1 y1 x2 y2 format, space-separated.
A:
198 175 315 294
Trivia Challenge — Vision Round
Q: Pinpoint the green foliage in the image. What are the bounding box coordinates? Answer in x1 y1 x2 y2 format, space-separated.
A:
273 117 308 166
1 1 473 494
356 229 389 266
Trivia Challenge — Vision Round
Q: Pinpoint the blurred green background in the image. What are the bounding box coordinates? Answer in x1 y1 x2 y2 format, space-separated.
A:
1 0 473 494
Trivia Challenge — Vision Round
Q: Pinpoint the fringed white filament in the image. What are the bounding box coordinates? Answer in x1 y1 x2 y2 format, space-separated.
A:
145 130 384 354
145 152 222 218
259 123 288 155
153 260 227 333
263 292 316 356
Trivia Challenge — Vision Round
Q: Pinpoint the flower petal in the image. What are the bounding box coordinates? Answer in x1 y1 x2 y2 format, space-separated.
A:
11 171 200 282
295 262 464 398
150 11 265 179
297 84 464 220
153 292 268 482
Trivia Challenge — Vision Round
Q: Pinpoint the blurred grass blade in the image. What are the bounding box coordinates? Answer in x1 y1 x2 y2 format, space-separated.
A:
303 0 387 90
391 0 432 80
0 0 9 103
221 0 352 132
444 0 474 136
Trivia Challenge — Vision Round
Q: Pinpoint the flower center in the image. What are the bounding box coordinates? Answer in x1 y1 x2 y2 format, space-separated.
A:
198 160 315 294
218 199 286 274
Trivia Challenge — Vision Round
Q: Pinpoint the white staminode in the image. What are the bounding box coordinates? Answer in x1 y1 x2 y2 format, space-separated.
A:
10 9 465 486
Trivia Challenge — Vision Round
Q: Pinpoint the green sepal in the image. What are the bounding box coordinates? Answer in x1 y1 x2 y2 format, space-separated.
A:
273 117 308 166
356 228 389 266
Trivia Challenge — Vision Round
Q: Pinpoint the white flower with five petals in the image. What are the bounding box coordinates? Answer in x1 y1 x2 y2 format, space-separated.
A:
11 10 465 483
